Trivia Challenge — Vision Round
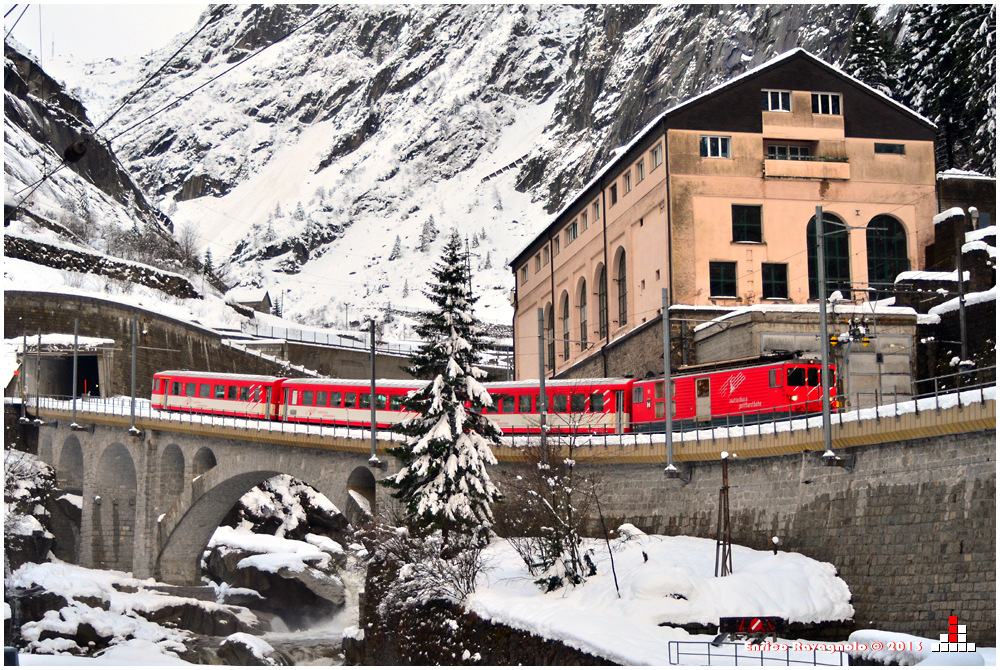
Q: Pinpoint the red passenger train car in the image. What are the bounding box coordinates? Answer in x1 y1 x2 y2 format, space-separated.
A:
150 360 834 434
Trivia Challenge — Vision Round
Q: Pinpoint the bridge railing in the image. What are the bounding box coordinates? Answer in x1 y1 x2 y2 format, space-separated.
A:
12 366 995 452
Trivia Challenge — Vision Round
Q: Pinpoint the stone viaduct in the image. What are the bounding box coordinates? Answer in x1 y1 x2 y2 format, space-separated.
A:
27 390 995 641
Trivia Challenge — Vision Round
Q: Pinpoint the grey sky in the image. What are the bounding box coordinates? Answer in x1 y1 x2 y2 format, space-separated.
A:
4 4 208 62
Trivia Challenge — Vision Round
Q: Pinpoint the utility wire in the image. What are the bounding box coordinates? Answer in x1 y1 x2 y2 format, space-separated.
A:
107 6 334 145
4 5 20 19
4 3 28 40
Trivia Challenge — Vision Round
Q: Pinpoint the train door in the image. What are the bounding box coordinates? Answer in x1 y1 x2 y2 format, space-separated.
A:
614 390 625 433
695 377 711 422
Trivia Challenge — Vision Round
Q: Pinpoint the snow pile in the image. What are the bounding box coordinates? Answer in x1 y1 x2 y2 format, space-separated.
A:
467 531 854 665
221 632 275 661
208 526 332 574
7 562 259 662
928 287 997 316
4 450 54 546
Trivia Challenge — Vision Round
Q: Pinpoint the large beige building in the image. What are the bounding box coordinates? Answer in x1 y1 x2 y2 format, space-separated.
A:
510 49 938 380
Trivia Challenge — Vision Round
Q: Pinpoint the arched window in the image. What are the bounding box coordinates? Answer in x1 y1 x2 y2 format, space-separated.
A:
807 213 851 299
578 281 588 351
616 251 628 327
561 293 571 360
866 215 909 300
597 267 608 340
545 304 555 373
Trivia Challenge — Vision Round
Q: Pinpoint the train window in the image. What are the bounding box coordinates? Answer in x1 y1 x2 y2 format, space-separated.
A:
552 395 568 413
654 381 664 399
360 394 371 409
251 388 259 402
345 393 357 408
632 386 643 404
152 378 159 392
655 401 665 419
288 390 297 404
787 367 806 387
186 382 196 397
389 395 403 410
240 387 249 401
228 385 237 399
570 394 586 412
496 395 513 413
376 394 387 408
199 384 210 398
331 392 342 407
518 395 533 413
265 388 272 404
807 368 819 386
589 393 604 412
215 385 226 399
696 379 710 398
172 381 182 395
303 391 314 406
769 370 782 388
317 391 328 406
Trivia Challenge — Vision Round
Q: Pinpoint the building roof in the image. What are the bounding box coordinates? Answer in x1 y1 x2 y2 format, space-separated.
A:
226 287 271 304
510 48 936 270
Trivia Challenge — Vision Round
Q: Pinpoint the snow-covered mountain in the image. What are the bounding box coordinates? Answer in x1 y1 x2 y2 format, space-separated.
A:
6 5 989 332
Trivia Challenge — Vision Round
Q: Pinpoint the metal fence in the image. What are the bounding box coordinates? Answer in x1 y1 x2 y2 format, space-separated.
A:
667 641 847 666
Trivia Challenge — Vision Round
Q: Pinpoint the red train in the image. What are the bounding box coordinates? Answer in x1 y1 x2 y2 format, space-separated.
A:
150 360 834 434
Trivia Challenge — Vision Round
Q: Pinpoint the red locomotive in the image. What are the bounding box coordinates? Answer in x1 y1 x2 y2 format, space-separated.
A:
150 360 833 434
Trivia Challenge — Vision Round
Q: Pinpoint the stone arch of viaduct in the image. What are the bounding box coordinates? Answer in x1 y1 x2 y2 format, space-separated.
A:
39 422 382 585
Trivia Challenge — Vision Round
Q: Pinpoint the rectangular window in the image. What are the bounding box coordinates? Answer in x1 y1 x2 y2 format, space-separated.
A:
732 205 763 243
654 381 665 399
498 395 515 413
709 261 738 297
228 385 237 399
518 395 533 413
565 221 578 244
874 142 905 155
317 391 328 406
199 383 210 398
376 393 387 408
762 263 789 299
769 369 782 388
570 393 586 412
552 237 560 256
552 395 568 413
623 171 632 194
632 386 643 404
700 135 731 158
171 381 181 396
761 89 791 111
534 253 541 272
303 390 314 406
543 247 550 265
811 92 841 115
636 158 646 182
609 183 618 205
185 382 196 397
592 200 600 221
581 209 589 231
360 393 371 409
344 392 356 407
651 143 663 167
330 392 342 407
766 144 811 160
214 384 226 399
239 386 249 402
389 394 403 410
520 266 528 283
787 367 806 387
589 392 604 412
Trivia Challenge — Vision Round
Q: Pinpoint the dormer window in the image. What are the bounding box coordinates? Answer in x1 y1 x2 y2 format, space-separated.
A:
811 92 842 115
761 89 791 112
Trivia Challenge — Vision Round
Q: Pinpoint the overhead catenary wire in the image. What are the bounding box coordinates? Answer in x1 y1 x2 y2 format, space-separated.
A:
4 3 28 39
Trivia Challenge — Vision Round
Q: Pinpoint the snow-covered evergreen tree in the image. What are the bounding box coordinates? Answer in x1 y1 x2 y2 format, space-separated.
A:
417 215 438 252
402 278 409 298
381 229 501 546
843 5 892 95
389 235 403 261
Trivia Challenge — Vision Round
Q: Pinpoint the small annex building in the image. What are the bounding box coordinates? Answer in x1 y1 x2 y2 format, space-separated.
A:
226 287 273 315
509 48 938 381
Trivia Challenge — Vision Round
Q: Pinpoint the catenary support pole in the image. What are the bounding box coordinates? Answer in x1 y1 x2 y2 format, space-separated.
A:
816 206 833 455
129 315 138 434
662 289 676 475
71 318 79 427
537 307 548 464
369 318 378 465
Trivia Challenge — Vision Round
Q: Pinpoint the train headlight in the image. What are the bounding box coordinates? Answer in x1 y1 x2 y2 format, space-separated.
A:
791 395 798 402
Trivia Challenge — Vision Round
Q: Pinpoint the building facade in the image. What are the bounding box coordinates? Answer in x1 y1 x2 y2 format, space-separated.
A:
510 49 938 379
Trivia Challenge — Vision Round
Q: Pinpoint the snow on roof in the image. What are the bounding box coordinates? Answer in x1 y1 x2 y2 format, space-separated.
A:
512 49 935 265
963 239 997 257
937 168 996 181
967 225 997 242
928 287 997 316
895 270 968 283
933 207 966 225
693 301 917 333
227 287 271 303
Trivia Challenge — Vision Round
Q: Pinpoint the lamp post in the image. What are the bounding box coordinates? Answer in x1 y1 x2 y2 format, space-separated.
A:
661 289 679 479
537 307 548 464
368 318 383 469
815 206 833 457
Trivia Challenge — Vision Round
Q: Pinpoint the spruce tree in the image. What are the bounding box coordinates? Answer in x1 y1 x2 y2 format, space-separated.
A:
381 229 501 546
389 235 403 261
843 5 893 95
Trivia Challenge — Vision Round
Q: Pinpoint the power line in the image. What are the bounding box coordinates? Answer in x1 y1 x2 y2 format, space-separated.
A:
4 3 28 39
